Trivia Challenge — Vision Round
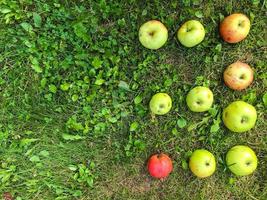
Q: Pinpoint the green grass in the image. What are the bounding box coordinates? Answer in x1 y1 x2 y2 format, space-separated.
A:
0 0 266 199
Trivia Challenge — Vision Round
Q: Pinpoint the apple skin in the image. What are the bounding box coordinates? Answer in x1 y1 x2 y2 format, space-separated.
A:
226 145 258 176
147 153 173 179
177 20 205 47
189 149 216 178
139 20 168 50
220 13 250 43
224 61 254 90
186 86 213 112
222 101 257 133
149 93 172 115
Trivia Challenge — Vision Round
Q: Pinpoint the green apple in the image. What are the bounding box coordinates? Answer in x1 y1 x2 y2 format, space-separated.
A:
222 101 257 133
189 149 216 178
226 145 258 176
186 86 213 112
149 93 172 115
139 20 168 50
177 20 205 47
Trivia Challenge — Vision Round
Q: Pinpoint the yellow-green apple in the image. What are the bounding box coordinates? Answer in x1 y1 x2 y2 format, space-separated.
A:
149 93 172 115
224 61 254 90
147 153 173 179
226 145 258 176
186 86 213 112
139 20 168 50
189 149 216 178
177 20 205 47
222 101 257 133
220 13 250 43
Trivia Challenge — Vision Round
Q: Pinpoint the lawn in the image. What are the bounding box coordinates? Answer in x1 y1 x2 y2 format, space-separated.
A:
0 0 266 199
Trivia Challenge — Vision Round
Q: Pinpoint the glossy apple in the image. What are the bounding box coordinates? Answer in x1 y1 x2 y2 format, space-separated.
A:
149 93 172 115
222 101 257 133
224 61 254 90
147 153 173 178
139 20 168 50
177 20 205 47
189 149 216 178
226 145 258 176
186 86 213 112
220 13 250 43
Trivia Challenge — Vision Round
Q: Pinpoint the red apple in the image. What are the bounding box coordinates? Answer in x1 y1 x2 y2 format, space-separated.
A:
147 153 173 179
220 13 250 43
224 61 253 90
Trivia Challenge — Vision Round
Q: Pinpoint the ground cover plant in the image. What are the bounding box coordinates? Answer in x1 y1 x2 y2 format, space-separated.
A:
0 0 266 199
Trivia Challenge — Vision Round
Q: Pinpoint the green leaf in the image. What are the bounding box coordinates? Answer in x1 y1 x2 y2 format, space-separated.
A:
20 22 33 32
130 122 139 131
210 123 220 133
171 128 179 136
177 118 187 128
73 22 91 42
95 79 105 85
62 133 85 141
89 161 95 169
72 94 79 102
242 91 257 104
134 140 146 150
164 78 172 87
208 106 219 117
181 159 188 170
118 18 126 26
40 78 47 87
39 150 50 157
68 165 78 171
108 117 117 123
1 173 11 183
192 0 202 5
195 11 204 18
251 0 260 5
87 177 94 187
118 81 130 91
20 138 38 147
60 83 70 91
31 65 43 73
92 57 103 69
229 177 235 185
215 43 222 52
0 8 11 14
33 12 42 27
31 57 42 73
30 155 40 162
141 10 147 16
49 84 57 94
134 95 142 104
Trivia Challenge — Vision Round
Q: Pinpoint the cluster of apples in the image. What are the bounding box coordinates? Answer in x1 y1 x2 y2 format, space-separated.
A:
139 14 259 179
148 145 257 179
139 13 251 49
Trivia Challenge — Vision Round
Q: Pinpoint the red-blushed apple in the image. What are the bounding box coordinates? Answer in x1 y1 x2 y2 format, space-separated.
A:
224 61 254 90
220 13 250 43
139 20 168 50
222 101 257 133
147 153 173 179
226 145 258 176
189 149 216 178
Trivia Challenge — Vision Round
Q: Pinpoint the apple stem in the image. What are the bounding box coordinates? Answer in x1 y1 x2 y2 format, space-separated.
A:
151 113 156 122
